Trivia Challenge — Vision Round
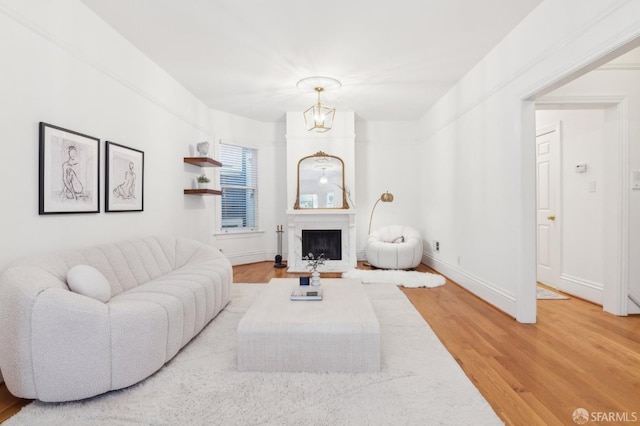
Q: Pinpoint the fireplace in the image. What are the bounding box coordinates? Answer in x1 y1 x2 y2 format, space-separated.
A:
302 229 342 260
286 210 356 272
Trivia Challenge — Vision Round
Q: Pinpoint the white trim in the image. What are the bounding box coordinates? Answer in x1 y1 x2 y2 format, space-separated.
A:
536 95 627 109
559 273 604 305
224 250 271 266
596 63 640 71
612 98 630 315
423 253 517 318
516 101 538 323
213 230 265 238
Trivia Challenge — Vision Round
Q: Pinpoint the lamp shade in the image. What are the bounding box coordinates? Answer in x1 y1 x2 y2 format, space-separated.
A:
380 192 394 202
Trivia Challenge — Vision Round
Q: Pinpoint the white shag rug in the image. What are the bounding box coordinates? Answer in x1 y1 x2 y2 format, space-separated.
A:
5 284 502 426
342 268 446 288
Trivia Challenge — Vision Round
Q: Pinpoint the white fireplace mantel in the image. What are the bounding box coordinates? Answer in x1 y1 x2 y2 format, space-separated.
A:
286 209 357 272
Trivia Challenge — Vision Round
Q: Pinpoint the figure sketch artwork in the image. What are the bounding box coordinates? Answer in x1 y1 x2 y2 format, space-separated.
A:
106 142 144 212
39 122 100 214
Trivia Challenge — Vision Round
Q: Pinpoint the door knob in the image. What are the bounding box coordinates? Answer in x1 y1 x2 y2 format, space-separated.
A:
547 215 556 221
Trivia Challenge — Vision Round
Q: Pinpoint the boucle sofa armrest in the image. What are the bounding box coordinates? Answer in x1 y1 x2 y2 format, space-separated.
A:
0 266 111 401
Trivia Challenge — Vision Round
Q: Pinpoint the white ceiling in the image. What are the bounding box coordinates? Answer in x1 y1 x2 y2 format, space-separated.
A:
80 0 543 123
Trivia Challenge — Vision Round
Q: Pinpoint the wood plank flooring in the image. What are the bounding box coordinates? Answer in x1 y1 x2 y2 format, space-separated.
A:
2 261 639 425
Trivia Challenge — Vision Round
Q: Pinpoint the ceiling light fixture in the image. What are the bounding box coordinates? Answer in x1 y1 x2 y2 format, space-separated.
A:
319 169 328 185
297 76 341 133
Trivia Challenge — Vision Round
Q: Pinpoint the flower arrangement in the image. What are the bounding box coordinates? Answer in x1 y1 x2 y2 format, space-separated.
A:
303 252 326 272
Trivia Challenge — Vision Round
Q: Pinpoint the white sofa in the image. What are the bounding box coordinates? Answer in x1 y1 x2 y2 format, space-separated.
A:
366 225 423 269
0 236 232 402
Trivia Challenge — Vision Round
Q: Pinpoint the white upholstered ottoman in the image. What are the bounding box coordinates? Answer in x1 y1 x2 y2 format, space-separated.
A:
237 278 380 373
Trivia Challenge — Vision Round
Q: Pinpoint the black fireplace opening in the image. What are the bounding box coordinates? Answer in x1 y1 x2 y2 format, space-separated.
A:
302 229 342 261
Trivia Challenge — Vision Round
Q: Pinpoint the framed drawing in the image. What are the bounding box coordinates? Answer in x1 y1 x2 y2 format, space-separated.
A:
105 141 144 212
39 122 100 214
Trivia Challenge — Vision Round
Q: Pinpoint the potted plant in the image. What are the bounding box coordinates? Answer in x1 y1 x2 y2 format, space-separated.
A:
197 174 211 189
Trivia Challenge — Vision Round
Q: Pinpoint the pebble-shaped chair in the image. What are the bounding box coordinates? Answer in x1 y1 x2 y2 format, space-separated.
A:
366 225 423 269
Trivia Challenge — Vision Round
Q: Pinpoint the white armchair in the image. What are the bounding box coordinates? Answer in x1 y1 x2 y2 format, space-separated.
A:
366 225 423 269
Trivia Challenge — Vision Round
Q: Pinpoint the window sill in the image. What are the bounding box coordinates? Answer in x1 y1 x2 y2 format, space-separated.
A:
214 229 265 239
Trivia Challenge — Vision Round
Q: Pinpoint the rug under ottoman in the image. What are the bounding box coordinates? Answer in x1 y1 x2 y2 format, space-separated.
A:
237 278 381 373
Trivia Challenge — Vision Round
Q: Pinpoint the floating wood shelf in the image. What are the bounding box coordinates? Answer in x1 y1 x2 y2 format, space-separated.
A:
184 189 222 196
183 157 222 168
184 157 222 195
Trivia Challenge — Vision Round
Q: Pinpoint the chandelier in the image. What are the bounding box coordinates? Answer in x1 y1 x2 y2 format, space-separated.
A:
297 77 341 133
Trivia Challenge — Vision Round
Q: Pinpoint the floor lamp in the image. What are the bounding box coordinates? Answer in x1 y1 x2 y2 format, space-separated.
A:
365 191 394 267
368 191 394 235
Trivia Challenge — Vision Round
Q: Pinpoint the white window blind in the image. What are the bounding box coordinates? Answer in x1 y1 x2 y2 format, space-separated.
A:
219 142 259 231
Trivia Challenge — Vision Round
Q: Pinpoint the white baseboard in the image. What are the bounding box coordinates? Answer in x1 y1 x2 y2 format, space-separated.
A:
356 249 367 261
559 274 603 305
423 253 517 318
225 250 272 266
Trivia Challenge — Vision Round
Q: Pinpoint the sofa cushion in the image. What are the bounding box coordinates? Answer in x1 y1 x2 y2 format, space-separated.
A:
66 265 111 303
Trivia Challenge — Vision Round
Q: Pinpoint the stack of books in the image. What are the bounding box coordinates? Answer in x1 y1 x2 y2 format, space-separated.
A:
290 287 323 301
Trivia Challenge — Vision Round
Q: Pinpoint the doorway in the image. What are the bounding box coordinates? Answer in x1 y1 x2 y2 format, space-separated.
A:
534 102 626 310
527 41 639 316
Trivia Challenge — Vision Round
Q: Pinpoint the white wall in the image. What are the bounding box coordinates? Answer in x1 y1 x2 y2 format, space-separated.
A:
417 0 640 321
354 120 423 259
0 0 287 271
209 110 286 265
536 109 607 301
0 0 216 272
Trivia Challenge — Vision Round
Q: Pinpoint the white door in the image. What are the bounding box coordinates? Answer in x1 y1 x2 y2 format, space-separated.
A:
536 125 561 287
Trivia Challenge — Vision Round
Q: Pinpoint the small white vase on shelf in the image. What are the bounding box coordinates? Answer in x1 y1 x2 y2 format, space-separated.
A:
311 270 321 286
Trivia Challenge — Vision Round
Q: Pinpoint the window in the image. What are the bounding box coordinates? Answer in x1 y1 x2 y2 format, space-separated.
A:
219 142 259 232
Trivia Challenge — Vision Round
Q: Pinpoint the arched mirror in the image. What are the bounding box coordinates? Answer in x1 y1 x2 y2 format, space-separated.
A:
294 151 348 209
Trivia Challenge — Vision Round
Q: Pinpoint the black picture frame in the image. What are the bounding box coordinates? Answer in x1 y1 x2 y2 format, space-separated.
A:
105 141 144 212
39 122 100 215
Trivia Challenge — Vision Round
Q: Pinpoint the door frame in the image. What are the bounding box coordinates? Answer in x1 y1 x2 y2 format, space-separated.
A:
535 96 629 316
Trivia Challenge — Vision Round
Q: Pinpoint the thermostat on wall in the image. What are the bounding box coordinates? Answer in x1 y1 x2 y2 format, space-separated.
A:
575 164 587 173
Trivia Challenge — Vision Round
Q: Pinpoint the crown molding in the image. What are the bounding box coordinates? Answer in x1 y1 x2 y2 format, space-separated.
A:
596 63 640 71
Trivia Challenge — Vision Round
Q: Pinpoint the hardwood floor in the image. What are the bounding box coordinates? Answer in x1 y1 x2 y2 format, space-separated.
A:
2 262 639 424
